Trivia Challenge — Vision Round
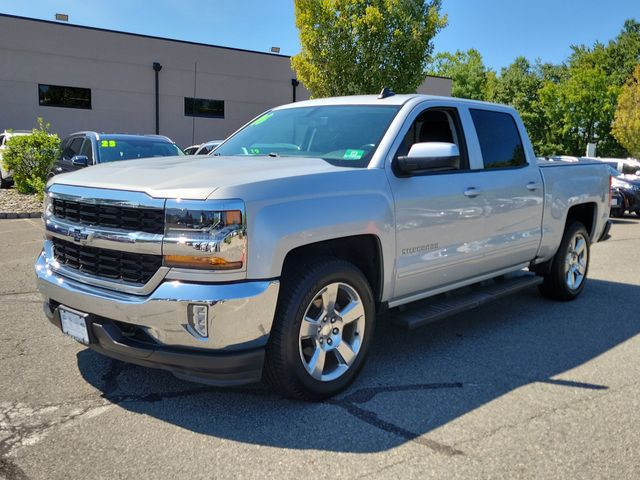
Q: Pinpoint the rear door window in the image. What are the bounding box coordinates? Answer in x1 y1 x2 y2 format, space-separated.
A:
470 109 526 169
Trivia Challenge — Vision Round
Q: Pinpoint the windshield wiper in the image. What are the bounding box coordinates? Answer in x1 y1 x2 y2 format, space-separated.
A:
268 152 279 157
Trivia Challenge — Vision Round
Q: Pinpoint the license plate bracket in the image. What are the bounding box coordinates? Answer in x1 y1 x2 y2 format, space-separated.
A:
59 306 90 345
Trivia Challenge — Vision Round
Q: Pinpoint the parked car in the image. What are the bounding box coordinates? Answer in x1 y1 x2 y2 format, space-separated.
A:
607 165 640 216
610 186 627 218
583 156 640 176
183 144 200 155
195 140 223 155
183 141 223 155
51 132 183 176
36 93 611 401
0 129 31 187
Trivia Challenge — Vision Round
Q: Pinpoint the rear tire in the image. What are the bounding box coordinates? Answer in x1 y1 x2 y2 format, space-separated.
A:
610 208 624 218
538 222 590 301
0 172 9 189
264 258 375 401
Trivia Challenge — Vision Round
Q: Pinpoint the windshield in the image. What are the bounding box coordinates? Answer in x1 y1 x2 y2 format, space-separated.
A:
214 105 400 167
98 138 183 163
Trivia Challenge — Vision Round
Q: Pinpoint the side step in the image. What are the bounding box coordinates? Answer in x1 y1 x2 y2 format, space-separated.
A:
389 273 543 330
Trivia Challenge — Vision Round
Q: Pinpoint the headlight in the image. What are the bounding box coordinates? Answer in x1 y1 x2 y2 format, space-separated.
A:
163 199 246 271
42 191 53 219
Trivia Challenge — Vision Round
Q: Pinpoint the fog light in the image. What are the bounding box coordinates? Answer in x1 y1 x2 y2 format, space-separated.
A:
188 304 208 338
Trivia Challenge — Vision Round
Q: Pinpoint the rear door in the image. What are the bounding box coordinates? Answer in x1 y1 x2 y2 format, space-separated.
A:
467 108 543 270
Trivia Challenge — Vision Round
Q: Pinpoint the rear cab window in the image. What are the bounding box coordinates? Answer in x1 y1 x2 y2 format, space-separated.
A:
470 109 527 169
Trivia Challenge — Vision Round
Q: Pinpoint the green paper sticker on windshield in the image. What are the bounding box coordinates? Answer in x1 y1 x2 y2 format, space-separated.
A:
101 140 116 147
249 148 261 154
251 113 273 126
343 149 365 160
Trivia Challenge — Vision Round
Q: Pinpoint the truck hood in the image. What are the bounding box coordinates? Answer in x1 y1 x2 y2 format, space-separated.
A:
50 155 351 199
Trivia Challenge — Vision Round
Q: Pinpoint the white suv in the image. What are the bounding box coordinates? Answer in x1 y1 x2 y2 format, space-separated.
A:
0 130 31 187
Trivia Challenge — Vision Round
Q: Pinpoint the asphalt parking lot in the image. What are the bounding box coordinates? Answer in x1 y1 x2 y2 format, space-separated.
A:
1 217 639 480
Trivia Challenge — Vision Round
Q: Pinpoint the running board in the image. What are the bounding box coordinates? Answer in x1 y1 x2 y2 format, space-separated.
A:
389 273 543 330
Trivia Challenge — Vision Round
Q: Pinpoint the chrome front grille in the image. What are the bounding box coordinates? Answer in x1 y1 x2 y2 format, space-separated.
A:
52 198 164 234
52 237 162 284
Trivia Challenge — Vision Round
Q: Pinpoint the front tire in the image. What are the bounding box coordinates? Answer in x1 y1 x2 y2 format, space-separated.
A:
538 222 590 301
264 258 375 401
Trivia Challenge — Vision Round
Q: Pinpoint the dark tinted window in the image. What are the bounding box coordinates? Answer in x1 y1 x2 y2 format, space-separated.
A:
62 137 84 160
39 84 92 109
184 97 224 118
470 109 526 169
80 139 93 162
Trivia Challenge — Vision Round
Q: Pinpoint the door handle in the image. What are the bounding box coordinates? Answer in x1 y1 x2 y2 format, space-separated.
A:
526 182 541 191
55 167 63 172
463 188 481 198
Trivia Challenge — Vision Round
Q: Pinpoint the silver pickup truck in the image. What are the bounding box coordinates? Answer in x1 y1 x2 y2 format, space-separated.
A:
35 93 611 400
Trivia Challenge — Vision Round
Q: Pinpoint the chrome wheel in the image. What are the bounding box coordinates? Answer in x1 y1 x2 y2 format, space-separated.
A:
565 232 588 290
298 282 366 382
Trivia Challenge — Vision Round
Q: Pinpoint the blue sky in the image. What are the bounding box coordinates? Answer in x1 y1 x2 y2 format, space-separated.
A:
0 0 636 71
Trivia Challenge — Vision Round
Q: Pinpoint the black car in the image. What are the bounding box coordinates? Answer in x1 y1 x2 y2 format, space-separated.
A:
51 132 183 176
608 165 640 216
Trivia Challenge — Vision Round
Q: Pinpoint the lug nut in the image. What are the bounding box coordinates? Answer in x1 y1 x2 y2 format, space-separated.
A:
327 338 333 345
319 337 324 344
331 317 336 323
323 317 327 323
332 328 339 334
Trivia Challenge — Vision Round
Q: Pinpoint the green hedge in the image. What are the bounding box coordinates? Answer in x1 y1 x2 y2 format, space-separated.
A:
3 119 60 197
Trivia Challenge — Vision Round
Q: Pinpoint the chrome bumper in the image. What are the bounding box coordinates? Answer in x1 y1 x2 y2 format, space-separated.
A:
35 249 279 352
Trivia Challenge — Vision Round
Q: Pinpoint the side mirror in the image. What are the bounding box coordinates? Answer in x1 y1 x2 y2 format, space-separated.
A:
395 142 460 175
71 155 89 167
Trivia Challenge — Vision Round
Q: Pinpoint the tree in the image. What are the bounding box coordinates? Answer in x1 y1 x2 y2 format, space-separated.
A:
612 64 640 158
291 0 447 97
487 57 549 153
539 61 620 157
3 118 60 197
602 19 640 87
428 49 489 100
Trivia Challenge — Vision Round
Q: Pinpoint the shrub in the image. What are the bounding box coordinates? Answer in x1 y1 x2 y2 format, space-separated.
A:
3 119 60 197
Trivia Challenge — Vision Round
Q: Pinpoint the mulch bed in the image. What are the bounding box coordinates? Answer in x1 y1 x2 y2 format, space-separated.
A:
0 188 42 218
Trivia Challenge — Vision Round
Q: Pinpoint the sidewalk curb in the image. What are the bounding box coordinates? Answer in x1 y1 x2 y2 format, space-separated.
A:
0 212 41 219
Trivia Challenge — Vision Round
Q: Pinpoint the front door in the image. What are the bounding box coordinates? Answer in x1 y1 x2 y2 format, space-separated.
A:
387 105 491 300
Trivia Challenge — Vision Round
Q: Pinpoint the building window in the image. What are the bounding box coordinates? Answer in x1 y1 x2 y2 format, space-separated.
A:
38 84 92 109
184 97 224 118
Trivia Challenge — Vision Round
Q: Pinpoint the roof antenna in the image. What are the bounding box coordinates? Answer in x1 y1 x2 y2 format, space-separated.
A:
378 87 395 99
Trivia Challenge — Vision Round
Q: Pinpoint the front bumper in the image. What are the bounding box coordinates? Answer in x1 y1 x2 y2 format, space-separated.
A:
35 249 279 385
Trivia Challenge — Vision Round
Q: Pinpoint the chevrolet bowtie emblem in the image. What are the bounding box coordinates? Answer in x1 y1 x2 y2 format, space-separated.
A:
69 228 91 243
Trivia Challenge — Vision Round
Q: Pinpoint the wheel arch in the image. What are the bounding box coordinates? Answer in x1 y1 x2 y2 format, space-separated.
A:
280 234 384 305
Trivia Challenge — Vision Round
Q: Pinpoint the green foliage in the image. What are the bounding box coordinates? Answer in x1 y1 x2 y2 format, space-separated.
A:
539 63 620 156
488 57 546 149
3 118 60 197
291 0 447 97
428 49 488 100
612 64 640 158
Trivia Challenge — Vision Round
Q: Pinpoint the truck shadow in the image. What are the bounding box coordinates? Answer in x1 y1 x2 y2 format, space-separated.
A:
77 278 640 454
